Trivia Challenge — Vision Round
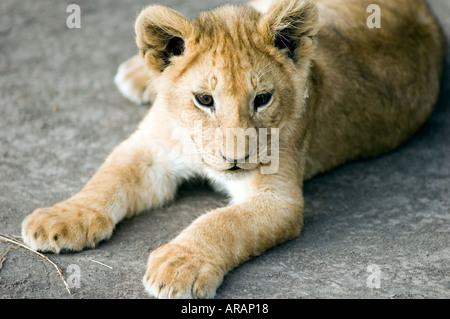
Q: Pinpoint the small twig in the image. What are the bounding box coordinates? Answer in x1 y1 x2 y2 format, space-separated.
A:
0 233 72 295
90 259 113 269
0 245 12 271
9 234 24 241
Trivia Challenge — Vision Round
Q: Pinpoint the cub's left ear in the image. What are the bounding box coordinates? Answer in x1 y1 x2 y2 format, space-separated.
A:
135 5 194 73
259 0 319 63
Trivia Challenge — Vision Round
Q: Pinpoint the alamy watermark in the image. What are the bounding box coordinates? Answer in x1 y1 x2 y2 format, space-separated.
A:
170 119 280 175
367 4 381 29
66 3 381 30
66 4 81 29
66 264 81 289
366 264 381 289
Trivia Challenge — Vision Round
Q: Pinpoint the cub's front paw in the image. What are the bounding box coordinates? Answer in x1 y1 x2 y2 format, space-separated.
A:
21 204 114 253
143 243 224 299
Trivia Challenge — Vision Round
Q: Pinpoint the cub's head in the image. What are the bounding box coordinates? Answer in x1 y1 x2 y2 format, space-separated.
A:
135 0 318 179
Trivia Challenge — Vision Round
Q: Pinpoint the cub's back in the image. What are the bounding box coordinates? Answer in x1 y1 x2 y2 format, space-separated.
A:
304 0 446 178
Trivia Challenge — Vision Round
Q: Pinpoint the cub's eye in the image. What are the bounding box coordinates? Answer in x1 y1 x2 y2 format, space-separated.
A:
194 94 214 108
254 92 273 110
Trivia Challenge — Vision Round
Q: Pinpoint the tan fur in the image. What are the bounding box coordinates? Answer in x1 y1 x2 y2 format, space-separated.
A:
22 0 445 298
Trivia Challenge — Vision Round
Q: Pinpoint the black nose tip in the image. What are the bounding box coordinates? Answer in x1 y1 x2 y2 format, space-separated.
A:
221 153 250 164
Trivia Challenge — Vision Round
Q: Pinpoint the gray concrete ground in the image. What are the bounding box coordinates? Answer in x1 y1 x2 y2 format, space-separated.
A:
0 0 449 299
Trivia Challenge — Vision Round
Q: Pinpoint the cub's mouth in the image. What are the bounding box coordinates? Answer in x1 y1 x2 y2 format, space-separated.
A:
200 149 269 176
202 159 259 176
228 165 241 171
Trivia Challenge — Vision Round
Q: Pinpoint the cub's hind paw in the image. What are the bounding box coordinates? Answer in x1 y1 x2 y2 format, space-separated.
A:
114 55 155 105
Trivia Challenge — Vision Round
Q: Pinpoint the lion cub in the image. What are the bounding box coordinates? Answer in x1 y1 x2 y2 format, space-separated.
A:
22 0 445 298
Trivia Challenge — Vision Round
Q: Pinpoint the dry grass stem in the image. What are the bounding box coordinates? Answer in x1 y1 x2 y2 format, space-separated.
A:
0 245 12 271
0 233 72 295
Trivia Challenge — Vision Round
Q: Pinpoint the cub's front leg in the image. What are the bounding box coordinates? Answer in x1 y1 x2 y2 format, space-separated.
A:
143 172 304 299
21 126 185 253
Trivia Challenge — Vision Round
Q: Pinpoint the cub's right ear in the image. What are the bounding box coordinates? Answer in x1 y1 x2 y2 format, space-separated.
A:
135 5 193 73
259 0 319 63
